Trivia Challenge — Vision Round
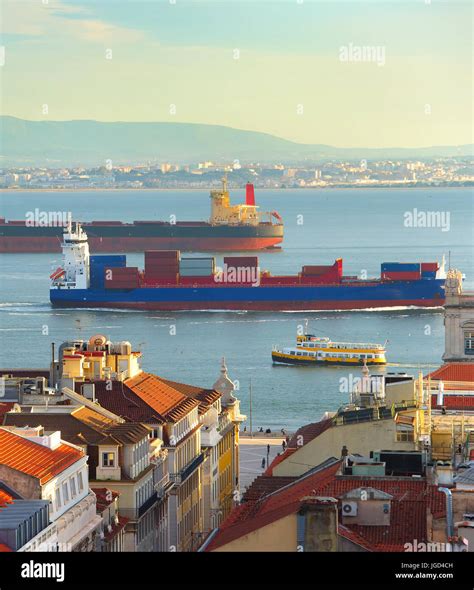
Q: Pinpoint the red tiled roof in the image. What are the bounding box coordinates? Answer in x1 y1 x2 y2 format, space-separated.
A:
426 363 474 388
287 418 334 449
338 524 374 551
160 377 221 414
207 461 342 550
265 418 334 475
243 475 298 502
265 448 296 475
0 428 84 485
0 543 12 552
0 489 14 508
126 373 186 414
125 373 199 423
83 381 163 424
104 515 129 542
92 487 120 511
206 459 446 552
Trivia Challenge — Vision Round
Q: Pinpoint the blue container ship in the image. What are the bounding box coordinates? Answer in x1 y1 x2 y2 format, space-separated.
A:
50 224 447 311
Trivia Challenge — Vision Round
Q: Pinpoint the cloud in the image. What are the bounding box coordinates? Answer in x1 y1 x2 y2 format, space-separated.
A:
3 0 146 44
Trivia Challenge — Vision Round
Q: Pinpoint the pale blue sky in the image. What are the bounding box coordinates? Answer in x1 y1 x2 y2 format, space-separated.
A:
2 0 472 147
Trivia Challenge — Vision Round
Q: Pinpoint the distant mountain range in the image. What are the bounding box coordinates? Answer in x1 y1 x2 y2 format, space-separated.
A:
1 116 472 167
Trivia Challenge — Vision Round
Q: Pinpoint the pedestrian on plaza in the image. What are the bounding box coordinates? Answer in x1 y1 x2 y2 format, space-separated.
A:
282 440 286 451
261 458 266 469
267 444 270 454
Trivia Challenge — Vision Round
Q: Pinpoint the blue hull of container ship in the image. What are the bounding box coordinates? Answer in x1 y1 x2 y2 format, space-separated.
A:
50 279 445 311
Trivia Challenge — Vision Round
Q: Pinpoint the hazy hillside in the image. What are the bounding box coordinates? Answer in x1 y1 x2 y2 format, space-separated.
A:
1 116 472 166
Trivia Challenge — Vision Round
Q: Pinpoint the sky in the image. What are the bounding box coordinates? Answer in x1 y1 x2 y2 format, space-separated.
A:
1 0 472 148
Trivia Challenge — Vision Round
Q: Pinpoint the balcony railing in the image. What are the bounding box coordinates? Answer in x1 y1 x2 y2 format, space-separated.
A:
154 473 171 498
170 453 205 485
137 492 158 518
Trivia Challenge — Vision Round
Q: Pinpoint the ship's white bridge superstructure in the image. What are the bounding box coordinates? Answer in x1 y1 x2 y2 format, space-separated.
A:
50 223 90 290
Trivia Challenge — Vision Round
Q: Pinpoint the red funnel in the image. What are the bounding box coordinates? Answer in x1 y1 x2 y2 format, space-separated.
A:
245 183 255 206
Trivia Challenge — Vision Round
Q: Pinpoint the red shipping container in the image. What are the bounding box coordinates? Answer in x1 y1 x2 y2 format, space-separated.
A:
104 266 139 275
301 265 333 276
145 250 180 260
104 267 139 282
105 277 139 289
145 268 179 274
383 271 421 281
146 268 179 276
421 262 439 272
223 256 259 268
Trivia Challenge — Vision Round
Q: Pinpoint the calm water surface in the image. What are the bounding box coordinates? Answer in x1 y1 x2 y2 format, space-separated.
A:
0 188 472 430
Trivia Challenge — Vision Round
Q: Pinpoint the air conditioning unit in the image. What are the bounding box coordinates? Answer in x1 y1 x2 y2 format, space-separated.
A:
342 501 358 516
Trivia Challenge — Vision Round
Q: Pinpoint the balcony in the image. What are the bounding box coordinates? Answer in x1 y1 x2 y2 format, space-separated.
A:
201 425 222 447
170 452 205 485
137 492 158 518
154 473 172 498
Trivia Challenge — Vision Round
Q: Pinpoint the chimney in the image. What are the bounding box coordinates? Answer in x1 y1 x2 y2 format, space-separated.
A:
297 496 338 552
245 183 255 206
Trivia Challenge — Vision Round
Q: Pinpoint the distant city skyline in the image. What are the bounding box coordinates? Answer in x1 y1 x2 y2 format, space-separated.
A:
2 0 472 148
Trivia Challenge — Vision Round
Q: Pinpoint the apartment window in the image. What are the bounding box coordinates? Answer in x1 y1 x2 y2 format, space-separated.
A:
55 488 62 510
62 482 69 503
465 332 474 355
102 452 115 467
70 476 77 497
77 471 84 492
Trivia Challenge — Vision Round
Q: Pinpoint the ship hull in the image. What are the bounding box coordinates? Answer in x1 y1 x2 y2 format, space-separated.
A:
50 280 445 311
271 352 385 366
0 223 283 252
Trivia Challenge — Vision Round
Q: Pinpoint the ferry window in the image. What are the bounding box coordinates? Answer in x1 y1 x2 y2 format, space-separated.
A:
465 332 474 355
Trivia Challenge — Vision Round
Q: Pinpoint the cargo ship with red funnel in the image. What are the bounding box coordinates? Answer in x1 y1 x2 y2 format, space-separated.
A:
50 223 448 311
0 179 283 253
